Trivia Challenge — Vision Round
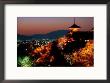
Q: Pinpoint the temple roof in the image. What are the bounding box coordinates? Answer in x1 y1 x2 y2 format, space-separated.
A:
69 18 80 28
69 24 80 28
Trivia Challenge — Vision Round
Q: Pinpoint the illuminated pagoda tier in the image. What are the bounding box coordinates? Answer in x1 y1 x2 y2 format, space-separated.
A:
69 18 80 32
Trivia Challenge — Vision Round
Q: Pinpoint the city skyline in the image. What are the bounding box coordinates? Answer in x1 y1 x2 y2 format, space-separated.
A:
17 17 93 36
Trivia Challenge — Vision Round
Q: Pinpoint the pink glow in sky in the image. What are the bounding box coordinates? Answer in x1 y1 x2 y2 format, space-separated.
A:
17 17 93 36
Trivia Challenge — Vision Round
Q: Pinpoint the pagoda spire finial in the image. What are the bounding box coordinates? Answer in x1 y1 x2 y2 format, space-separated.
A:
74 18 75 24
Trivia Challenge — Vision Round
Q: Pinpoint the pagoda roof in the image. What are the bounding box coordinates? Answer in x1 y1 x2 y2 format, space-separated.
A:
69 23 80 28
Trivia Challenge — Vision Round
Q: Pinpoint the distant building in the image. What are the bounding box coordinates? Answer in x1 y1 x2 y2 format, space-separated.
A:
69 18 80 32
91 28 94 31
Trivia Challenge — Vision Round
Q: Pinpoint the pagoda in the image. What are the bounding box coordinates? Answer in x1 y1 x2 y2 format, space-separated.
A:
69 18 80 32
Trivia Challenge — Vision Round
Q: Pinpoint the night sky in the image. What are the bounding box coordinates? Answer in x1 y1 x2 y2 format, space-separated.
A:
17 17 93 36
